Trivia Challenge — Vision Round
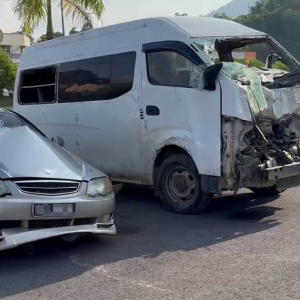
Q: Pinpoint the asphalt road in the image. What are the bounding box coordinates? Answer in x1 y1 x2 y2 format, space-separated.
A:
1 186 300 300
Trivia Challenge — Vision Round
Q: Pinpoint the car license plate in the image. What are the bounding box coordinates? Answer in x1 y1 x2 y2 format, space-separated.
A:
33 204 76 217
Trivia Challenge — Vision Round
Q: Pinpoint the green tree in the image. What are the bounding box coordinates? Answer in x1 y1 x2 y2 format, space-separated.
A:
69 27 79 35
81 21 93 31
214 13 233 20
0 50 18 94
37 31 64 42
215 0 300 61
69 22 93 35
273 61 290 71
175 13 188 16
13 0 105 41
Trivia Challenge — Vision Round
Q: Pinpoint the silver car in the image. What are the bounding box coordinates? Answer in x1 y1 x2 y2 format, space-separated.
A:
0 109 116 251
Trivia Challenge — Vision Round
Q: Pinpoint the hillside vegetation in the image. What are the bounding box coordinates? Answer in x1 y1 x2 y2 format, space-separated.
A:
215 0 300 61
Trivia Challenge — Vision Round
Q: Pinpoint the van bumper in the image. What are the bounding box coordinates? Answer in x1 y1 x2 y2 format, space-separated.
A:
265 163 300 191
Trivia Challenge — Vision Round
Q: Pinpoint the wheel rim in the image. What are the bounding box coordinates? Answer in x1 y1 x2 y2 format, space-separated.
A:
166 167 199 205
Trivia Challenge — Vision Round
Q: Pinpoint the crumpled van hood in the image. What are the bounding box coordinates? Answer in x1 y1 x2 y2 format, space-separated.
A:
0 126 105 181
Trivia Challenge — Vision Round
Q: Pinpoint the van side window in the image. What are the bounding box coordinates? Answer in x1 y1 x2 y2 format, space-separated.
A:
146 51 198 88
58 61 80 103
58 51 136 103
79 60 111 101
19 67 56 104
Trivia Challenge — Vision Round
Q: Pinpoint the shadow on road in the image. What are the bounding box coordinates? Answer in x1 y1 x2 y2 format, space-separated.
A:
0 186 281 298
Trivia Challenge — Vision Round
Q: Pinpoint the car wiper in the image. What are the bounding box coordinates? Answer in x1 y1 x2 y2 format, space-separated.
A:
267 69 300 89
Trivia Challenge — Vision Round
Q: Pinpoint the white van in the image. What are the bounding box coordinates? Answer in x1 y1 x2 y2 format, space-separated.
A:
14 17 300 214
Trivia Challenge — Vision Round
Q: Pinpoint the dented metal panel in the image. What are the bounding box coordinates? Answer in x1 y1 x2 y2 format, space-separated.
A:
266 163 300 181
141 65 222 180
272 87 300 119
219 75 253 122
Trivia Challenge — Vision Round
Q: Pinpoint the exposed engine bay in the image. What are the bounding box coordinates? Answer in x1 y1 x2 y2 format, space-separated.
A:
221 63 300 191
192 36 300 192
222 96 300 192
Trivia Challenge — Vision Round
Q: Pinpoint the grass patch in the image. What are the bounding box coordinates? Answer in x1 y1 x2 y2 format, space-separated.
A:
0 97 13 109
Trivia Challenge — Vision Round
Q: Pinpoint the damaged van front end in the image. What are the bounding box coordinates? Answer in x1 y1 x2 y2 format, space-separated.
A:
193 35 300 194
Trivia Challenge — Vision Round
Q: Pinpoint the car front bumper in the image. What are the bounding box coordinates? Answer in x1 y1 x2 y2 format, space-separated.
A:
0 222 116 251
0 181 116 251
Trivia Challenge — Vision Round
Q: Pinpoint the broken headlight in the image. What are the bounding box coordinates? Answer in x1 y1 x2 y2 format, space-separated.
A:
87 178 113 197
0 180 10 197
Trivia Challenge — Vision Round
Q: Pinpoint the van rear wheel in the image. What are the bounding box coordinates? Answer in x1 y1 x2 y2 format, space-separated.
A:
158 154 212 214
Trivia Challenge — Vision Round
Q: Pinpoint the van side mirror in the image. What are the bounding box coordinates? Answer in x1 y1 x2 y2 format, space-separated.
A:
203 63 223 91
52 136 64 147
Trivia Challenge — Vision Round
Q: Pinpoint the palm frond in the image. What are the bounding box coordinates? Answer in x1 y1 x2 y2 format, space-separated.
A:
62 0 105 26
13 0 46 32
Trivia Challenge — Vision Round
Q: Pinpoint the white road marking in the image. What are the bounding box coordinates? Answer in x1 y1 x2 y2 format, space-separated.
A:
70 254 173 295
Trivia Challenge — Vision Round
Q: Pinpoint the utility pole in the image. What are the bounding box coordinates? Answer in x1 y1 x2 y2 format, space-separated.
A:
60 0 65 36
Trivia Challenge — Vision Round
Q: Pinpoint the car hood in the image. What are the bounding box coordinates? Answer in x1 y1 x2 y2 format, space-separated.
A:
0 126 106 181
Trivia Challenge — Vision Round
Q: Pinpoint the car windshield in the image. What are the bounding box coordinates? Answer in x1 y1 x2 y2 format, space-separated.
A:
0 111 27 133
191 36 300 87
0 110 46 138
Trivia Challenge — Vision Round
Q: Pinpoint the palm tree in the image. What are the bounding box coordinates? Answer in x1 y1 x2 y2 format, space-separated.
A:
13 0 105 40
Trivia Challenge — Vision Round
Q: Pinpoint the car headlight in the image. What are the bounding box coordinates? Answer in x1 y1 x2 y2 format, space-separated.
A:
0 180 10 197
87 178 113 197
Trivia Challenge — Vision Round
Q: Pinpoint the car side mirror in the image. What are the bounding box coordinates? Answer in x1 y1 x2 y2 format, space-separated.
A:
52 136 64 147
203 63 223 91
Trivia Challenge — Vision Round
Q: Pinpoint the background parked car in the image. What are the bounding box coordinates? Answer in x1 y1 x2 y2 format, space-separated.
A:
0 109 116 251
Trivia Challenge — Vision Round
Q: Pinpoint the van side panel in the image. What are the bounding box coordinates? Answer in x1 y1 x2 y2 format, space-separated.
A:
15 18 222 186
140 34 222 184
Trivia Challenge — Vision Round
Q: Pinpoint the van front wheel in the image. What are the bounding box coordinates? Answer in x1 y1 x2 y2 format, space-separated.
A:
159 155 212 214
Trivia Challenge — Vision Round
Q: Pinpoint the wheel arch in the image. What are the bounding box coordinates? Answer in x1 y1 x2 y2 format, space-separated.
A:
153 144 195 196
154 144 193 169
152 144 221 196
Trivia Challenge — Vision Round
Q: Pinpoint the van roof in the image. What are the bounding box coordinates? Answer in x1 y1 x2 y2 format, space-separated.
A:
32 16 266 46
21 17 266 68
27 17 266 50
162 17 266 38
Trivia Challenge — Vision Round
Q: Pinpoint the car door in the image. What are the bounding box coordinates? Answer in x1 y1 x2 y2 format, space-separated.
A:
140 41 222 183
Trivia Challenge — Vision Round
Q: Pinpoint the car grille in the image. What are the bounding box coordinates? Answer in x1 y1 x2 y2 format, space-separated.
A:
0 221 22 229
29 219 72 229
13 180 80 196
73 218 96 226
28 218 95 229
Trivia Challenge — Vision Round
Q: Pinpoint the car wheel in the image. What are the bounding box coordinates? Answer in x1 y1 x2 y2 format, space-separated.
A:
158 154 212 214
250 185 283 196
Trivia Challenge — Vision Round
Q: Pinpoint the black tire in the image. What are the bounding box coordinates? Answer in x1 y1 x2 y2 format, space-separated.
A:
250 185 282 196
157 154 212 214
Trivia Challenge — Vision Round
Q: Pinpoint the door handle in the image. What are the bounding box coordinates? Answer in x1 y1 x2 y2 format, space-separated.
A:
146 106 160 116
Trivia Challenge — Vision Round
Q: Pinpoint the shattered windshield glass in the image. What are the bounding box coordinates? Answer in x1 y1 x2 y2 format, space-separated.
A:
191 37 300 88
0 111 28 134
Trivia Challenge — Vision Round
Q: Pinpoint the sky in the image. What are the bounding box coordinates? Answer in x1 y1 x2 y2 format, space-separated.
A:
0 0 230 39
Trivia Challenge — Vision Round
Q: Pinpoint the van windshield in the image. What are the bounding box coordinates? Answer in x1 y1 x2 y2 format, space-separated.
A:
191 37 300 88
